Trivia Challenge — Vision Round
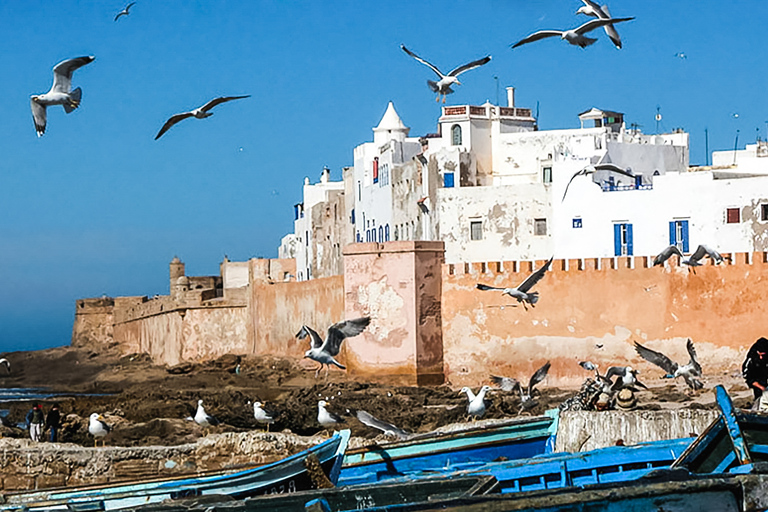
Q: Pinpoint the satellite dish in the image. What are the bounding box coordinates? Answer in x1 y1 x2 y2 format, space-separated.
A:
655 113 662 122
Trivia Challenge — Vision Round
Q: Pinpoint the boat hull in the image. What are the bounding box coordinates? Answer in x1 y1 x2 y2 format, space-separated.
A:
0 430 350 512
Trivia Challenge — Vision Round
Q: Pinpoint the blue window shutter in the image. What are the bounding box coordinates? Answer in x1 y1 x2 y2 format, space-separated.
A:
627 223 634 255
444 172 454 188
669 221 676 246
681 221 689 252
614 224 621 256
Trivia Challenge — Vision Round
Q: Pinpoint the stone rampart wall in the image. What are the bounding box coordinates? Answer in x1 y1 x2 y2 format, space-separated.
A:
442 252 768 387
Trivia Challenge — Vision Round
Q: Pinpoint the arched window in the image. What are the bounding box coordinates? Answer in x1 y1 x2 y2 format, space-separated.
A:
379 226 384 242
451 124 462 146
385 225 390 241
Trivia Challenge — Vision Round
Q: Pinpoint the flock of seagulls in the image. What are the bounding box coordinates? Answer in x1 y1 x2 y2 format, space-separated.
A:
653 244 729 272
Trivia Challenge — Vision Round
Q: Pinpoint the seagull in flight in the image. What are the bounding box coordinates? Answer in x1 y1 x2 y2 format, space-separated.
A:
576 1 626 49
0 358 10 373
512 17 634 49
634 339 703 390
605 366 647 392
194 399 220 428
562 163 635 202
460 385 493 419
492 361 551 411
30 56 95 136
296 317 371 378
401 44 491 103
355 410 410 440
114 2 136 21
155 95 250 140
476 257 553 310
653 244 728 272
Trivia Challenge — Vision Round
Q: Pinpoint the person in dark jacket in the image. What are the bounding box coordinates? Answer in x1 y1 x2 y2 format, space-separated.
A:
45 403 61 443
743 337 768 404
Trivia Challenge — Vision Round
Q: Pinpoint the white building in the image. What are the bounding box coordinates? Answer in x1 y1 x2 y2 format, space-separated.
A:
279 86 768 274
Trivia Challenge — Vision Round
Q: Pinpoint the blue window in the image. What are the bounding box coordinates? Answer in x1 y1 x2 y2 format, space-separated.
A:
351 208 355 224
378 226 383 242
669 220 689 253
573 218 582 229
613 223 633 256
444 172 455 188
385 225 390 241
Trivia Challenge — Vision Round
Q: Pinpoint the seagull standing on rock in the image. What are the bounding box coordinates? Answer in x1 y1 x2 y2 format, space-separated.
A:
88 413 111 447
317 400 343 427
252 401 276 432
194 399 220 428
154 95 251 140
296 317 371 378
30 56 95 136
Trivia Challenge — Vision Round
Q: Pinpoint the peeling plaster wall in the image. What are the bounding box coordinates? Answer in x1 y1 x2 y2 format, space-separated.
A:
309 188 345 279
437 184 552 263
442 254 768 388
249 276 344 358
344 242 444 385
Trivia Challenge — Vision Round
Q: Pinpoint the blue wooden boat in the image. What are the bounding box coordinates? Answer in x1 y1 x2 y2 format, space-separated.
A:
466 436 692 494
338 410 558 486
0 430 350 512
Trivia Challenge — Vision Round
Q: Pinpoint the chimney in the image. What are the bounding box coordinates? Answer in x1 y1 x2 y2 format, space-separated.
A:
506 87 515 108
321 166 330 183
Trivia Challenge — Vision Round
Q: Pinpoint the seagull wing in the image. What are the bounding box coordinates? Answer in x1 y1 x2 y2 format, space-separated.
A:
199 95 251 113
597 5 623 48
154 112 194 140
356 410 410 439
323 317 371 356
579 361 597 372
561 168 588 202
490 375 519 392
448 55 492 77
52 56 95 93
30 99 47 136
653 245 682 266
604 366 625 380
574 17 633 36
401 45 445 79
512 30 563 48
579 0 603 15
688 244 709 263
528 361 551 393
296 325 324 350
686 338 702 375
594 163 634 178
634 341 678 375
98 417 111 432
516 257 553 293
476 283 507 292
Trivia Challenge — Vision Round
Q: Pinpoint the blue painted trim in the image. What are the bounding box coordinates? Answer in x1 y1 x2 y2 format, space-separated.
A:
716 384 752 465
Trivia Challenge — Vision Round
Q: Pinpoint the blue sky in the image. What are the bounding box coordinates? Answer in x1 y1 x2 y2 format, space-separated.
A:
1 1 766 351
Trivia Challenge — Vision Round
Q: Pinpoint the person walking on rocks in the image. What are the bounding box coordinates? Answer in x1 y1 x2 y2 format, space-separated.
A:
28 404 44 442
45 403 61 443
743 337 768 407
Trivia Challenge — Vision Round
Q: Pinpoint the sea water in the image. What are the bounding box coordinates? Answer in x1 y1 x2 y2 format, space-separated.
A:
0 388 107 428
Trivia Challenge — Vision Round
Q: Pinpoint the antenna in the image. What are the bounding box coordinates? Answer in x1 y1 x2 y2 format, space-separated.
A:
655 106 662 134
704 128 709 166
536 100 540 120
493 76 499 106
733 129 740 166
